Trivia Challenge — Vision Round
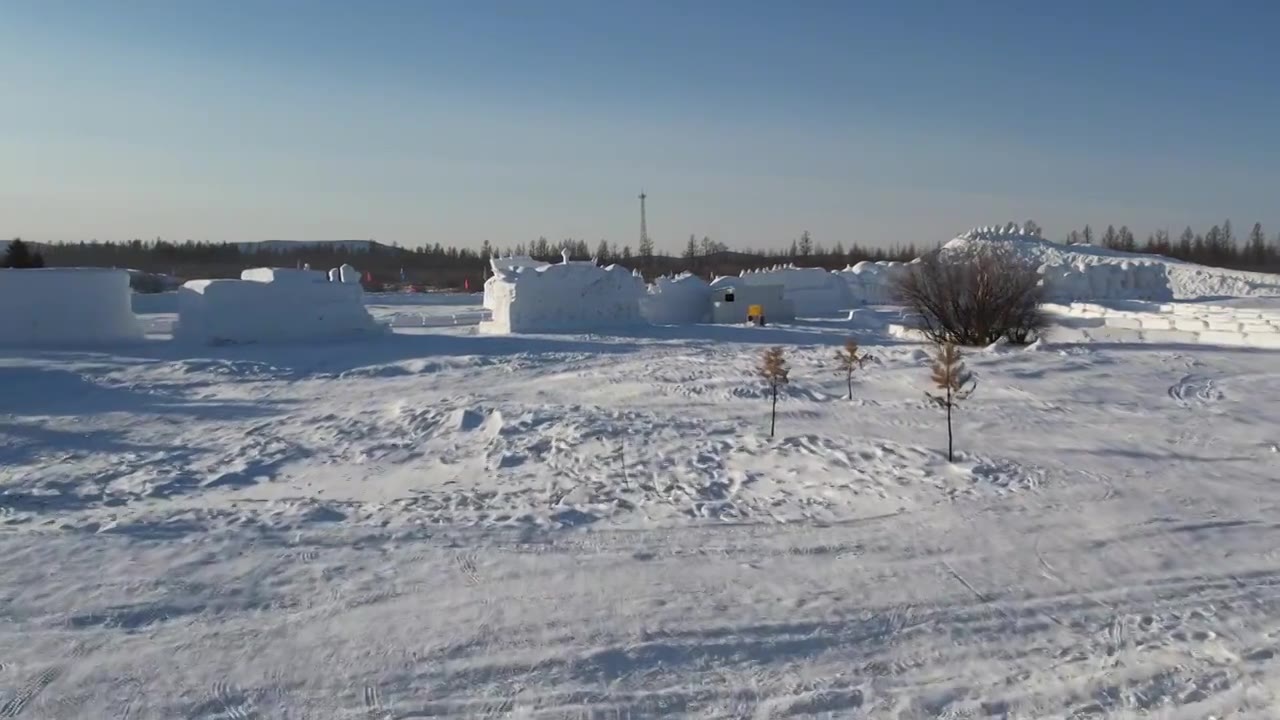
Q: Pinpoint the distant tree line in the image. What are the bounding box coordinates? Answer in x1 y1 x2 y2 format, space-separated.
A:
23 233 920 290
12 220 1280 290
1063 220 1280 273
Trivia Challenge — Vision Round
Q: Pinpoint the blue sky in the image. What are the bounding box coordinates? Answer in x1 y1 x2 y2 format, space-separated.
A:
2 0 1277 252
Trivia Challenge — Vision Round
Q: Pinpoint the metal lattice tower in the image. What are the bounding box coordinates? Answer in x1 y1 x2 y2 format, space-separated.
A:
639 191 648 248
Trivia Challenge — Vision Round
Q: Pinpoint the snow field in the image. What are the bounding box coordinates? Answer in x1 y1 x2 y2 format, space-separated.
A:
4 319 1280 717
0 268 143 346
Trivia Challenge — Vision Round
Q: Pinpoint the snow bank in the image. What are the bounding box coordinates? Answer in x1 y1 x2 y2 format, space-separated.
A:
640 273 711 324
0 268 143 346
479 258 646 334
945 225 1280 301
175 267 383 344
731 265 852 315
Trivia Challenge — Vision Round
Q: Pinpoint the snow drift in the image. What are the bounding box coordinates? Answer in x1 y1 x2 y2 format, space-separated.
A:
175 267 383 345
0 268 144 346
480 256 646 334
641 273 712 324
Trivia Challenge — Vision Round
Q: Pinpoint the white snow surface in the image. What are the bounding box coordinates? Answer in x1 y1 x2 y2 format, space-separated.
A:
174 268 383 345
946 226 1280 301
0 268 143 346
641 273 712 324
480 259 646 333
4 314 1280 718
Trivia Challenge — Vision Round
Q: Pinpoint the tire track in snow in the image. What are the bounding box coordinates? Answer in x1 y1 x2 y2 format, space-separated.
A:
0 666 62 717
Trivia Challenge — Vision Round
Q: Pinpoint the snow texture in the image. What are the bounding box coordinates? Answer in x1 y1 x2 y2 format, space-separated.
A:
0 268 143 346
174 267 383 345
480 257 646 333
4 317 1280 717
640 273 712 324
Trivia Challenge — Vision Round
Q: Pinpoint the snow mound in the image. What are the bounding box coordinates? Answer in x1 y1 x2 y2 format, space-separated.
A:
640 273 711 324
0 268 144 346
945 226 1280 301
174 267 384 345
479 256 646 334
733 265 852 315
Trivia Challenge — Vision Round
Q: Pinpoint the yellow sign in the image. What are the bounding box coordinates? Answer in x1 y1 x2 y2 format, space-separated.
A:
747 304 763 318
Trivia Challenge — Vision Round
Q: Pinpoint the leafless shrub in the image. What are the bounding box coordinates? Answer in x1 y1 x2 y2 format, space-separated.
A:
893 244 1047 346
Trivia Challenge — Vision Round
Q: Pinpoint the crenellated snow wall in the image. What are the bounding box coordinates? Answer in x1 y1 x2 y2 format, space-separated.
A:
641 273 712 324
479 259 646 334
175 267 383 344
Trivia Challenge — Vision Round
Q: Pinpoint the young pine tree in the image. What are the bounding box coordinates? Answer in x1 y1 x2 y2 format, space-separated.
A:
926 343 977 462
759 346 790 437
834 337 869 401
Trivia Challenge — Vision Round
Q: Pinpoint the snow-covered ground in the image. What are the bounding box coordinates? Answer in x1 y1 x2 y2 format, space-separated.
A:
3 305 1280 718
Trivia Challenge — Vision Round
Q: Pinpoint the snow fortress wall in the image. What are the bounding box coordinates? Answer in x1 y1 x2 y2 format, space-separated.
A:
1044 301 1280 349
836 261 913 305
0 268 144 346
479 261 646 334
175 267 383 344
732 266 852 315
641 273 712 324
484 257 550 311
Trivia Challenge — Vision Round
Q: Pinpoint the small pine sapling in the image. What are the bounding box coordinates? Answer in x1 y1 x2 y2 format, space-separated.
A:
758 346 790 437
926 343 977 462
834 337 870 400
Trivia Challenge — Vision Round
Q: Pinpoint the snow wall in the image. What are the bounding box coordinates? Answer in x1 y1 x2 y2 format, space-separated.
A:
484 256 549 310
836 261 913 305
640 273 712 324
0 268 144 346
175 267 384 344
479 261 646 334
1044 301 1280 349
730 266 853 315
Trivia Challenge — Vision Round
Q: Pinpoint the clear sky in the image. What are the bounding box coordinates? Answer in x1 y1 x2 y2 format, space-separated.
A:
3 0 1278 252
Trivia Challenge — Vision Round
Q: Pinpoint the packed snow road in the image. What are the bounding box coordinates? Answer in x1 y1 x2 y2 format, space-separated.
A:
2 321 1279 718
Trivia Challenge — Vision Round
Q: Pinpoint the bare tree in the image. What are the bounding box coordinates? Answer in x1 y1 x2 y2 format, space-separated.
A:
834 337 869 400
926 343 976 462
893 244 1046 346
758 346 790 437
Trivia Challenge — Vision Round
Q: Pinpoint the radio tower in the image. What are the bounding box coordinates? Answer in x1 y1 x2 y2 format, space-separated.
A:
639 191 648 249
